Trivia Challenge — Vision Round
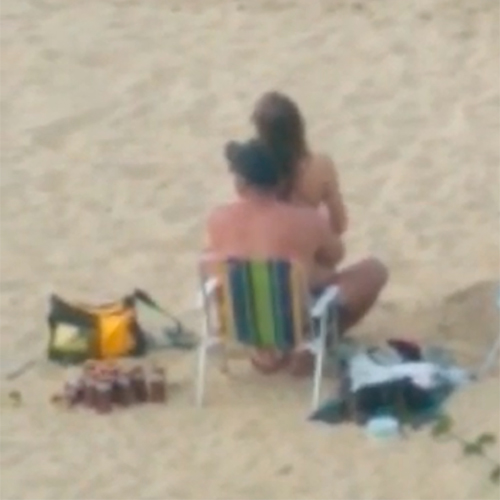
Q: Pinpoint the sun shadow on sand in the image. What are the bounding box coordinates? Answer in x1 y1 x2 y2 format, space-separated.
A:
29 104 118 150
365 280 499 369
438 280 499 339
434 280 499 366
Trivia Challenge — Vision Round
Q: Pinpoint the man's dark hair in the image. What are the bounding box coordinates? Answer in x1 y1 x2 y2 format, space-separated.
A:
225 139 282 190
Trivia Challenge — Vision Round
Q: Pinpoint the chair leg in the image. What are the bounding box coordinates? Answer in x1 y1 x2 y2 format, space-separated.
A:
330 307 341 377
196 340 208 407
311 315 327 410
311 346 324 411
197 288 215 407
219 343 230 374
476 333 500 379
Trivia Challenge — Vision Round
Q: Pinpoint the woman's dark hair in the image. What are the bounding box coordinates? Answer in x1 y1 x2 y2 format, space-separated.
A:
251 91 309 197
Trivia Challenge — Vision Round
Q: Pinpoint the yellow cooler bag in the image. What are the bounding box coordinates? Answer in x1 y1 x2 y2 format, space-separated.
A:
47 292 147 364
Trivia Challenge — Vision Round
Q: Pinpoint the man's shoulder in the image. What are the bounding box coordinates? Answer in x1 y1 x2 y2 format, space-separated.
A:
207 201 230 217
208 199 323 226
209 200 236 214
207 200 241 224
279 202 323 225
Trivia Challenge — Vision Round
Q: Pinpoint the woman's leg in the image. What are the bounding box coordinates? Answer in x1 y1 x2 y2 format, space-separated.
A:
252 257 388 376
289 257 388 377
333 257 389 332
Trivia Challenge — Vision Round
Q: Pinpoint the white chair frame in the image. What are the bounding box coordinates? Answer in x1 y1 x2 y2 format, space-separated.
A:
195 276 340 410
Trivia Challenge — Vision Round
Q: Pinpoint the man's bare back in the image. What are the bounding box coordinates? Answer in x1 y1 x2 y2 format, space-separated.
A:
210 138 388 375
207 196 344 288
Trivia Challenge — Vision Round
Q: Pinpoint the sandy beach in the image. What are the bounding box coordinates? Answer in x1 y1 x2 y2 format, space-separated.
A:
1 0 499 498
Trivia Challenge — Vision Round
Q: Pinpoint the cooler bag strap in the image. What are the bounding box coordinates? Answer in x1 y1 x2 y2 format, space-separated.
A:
132 289 197 349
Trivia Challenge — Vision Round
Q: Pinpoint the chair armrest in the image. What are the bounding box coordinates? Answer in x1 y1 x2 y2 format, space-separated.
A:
310 285 340 319
196 277 219 309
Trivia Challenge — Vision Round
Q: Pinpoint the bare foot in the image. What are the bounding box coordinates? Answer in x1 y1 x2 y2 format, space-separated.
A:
250 349 290 374
288 351 315 377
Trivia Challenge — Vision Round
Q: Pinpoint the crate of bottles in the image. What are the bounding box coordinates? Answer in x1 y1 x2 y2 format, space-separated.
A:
53 360 167 413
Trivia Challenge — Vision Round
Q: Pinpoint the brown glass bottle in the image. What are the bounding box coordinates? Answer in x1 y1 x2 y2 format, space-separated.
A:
95 376 113 414
130 367 148 403
116 372 135 407
83 360 98 376
83 374 98 409
149 367 167 403
109 368 121 405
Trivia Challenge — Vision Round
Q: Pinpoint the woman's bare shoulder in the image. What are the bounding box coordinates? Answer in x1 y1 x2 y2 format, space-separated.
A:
310 152 335 167
308 152 338 180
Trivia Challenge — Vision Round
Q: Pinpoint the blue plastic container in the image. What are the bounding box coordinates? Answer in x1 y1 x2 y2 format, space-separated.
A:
365 415 400 440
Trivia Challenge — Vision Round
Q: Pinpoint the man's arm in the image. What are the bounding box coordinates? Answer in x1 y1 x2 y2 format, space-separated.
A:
321 157 348 235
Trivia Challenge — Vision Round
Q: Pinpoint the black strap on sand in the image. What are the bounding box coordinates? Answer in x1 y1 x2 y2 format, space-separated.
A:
133 288 197 349
133 288 183 328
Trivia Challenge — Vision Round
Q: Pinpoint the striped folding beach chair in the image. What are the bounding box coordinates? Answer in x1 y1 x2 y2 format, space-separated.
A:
196 258 340 409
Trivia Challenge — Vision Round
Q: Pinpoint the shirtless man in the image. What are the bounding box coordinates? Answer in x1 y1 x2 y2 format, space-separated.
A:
206 139 388 375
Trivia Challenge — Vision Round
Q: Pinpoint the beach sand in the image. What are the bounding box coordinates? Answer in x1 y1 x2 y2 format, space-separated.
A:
1 0 499 498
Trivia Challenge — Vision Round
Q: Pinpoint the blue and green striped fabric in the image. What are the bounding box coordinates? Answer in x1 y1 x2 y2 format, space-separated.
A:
216 259 306 349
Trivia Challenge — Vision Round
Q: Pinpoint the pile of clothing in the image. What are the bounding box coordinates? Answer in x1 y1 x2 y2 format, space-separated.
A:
311 339 471 428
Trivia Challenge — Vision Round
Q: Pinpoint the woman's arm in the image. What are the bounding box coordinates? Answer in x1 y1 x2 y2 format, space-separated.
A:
313 213 345 268
310 214 345 289
321 157 348 235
